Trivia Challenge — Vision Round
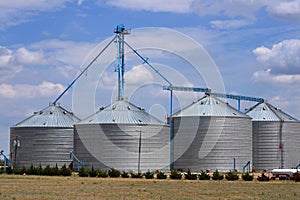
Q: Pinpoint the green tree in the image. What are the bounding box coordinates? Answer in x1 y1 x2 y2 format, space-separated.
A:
88 166 97 177
60 164 72 176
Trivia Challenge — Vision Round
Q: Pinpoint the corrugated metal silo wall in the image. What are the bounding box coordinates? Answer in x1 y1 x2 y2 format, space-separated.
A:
173 116 252 172
253 121 300 171
74 123 170 172
10 127 73 168
282 122 300 168
283 122 300 168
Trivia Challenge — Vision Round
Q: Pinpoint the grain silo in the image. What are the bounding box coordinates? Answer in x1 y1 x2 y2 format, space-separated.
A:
172 94 252 172
246 102 300 171
74 100 170 172
10 103 80 168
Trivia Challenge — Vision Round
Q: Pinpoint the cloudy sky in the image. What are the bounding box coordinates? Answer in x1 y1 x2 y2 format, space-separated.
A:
1 0 300 154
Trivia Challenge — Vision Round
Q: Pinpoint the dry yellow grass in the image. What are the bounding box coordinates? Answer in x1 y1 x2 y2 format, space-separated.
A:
0 174 299 200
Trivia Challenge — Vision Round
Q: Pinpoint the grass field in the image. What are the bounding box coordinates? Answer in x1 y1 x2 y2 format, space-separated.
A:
0 174 299 200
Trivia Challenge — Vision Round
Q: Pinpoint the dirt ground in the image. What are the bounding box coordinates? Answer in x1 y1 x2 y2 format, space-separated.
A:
0 174 299 200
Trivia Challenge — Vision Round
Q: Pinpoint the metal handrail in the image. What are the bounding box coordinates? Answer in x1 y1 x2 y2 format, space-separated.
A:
243 161 251 173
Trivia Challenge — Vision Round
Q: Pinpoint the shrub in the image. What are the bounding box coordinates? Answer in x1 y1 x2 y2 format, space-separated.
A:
131 173 143 178
108 168 120 178
52 164 60 176
225 171 239 181
35 164 43 176
121 171 129 178
144 171 154 179
60 164 72 176
6 166 13 175
212 170 224 180
88 166 97 177
98 170 108 178
43 165 52 176
293 173 300 182
78 166 88 177
26 164 35 175
184 169 197 180
199 170 210 180
242 172 254 181
257 173 270 181
12 167 25 175
156 171 167 179
170 170 182 180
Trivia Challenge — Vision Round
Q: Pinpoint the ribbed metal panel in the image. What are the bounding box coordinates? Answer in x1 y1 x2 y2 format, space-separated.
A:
252 121 281 170
10 103 79 168
174 95 249 118
74 123 170 172
172 95 252 172
79 100 164 125
247 102 300 170
10 127 74 168
246 102 298 121
173 116 252 172
14 103 80 127
283 122 300 168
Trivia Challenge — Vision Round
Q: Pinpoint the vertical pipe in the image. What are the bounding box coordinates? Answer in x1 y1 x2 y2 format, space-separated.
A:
78 161 81 172
116 33 125 100
116 34 122 100
237 99 241 111
138 130 142 174
4 156 6 172
14 137 19 168
121 34 125 99
279 120 283 169
169 90 174 170
233 158 236 172
248 161 251 173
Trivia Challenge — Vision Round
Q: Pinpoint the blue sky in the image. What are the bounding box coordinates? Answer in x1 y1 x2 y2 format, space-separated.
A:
1 0 300 154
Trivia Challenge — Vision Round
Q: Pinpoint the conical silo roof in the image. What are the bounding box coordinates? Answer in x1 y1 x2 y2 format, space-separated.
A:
78 100 166 125
246 102 298 121
13 103 80 127
173 95 249 118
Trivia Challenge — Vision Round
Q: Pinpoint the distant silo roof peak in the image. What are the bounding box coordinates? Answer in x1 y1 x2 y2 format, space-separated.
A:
13 103 80 127
78 100 166 125
173 95 250 118
246 102 298 121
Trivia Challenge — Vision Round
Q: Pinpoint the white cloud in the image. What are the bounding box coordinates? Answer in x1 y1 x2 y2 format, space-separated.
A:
106 0 264 17
124 65 154 85
0 0 71 29
30 39 96 67
210 19 252 29
252 69 300 84
106 0 192 13
15 47 47 65
77 0 85 6
191 0 265 18
97 71 117 90
96 65 154 95
0 46 23 81
253 39 300 74
0 39 97 80
267 0 300 20
104 1 300 30
57 65 79 78
0 81 64 99
0 45 53 81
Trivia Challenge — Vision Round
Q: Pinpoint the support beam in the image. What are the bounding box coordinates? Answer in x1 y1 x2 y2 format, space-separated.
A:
53 35 117 105
163 85 211 93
